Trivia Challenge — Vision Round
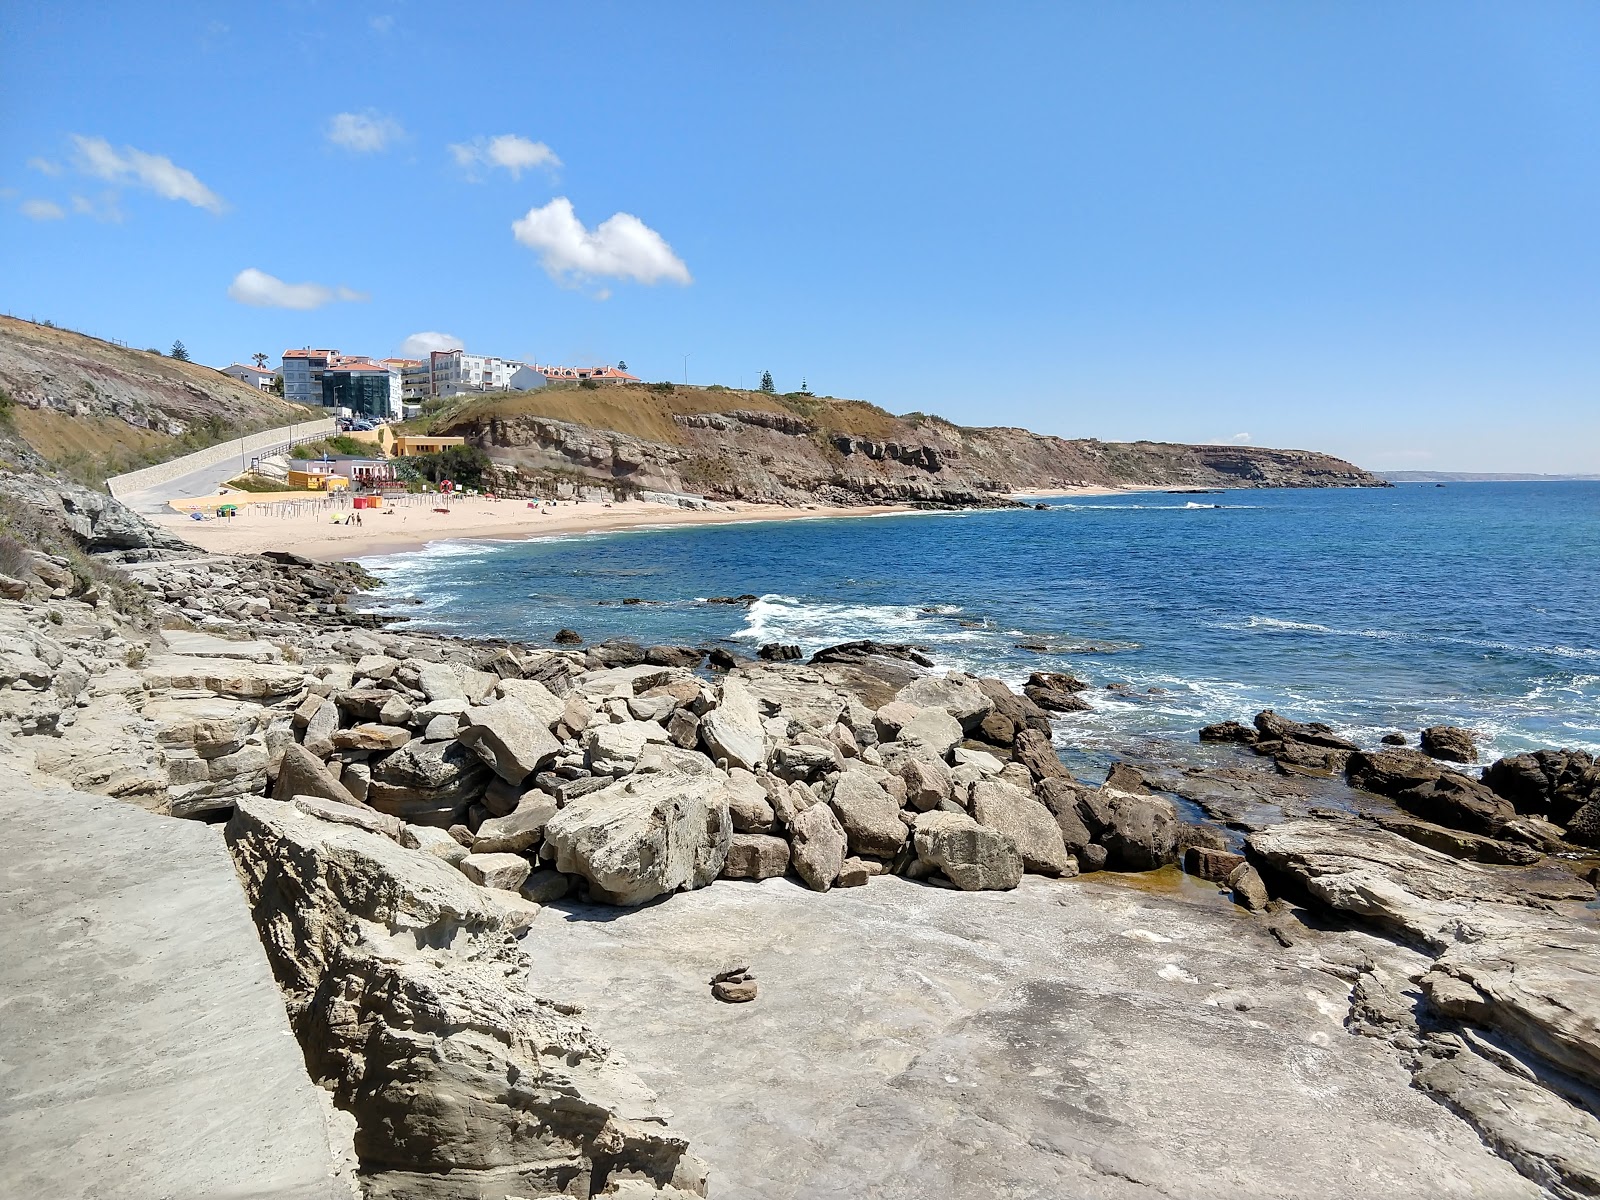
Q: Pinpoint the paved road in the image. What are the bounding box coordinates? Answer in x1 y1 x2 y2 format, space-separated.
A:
119 433 315 515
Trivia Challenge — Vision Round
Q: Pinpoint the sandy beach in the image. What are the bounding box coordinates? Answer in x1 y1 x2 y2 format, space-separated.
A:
155 495 917 561
153 485 1130 561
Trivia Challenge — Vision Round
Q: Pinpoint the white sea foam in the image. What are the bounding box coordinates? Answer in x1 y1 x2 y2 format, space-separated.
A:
1227 615 1600 663
736 594 990 656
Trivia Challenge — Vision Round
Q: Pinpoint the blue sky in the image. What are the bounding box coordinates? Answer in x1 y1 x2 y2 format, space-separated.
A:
3 2 1598 472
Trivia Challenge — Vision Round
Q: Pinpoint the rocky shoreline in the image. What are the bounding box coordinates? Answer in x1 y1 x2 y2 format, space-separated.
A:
4 477 1599 1198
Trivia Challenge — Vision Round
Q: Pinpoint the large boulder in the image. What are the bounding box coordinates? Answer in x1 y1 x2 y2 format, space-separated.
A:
828 767 908 858
584 720 670 776
1420 725 1479 764
724 768 776 833
895 673 995 733
366 738 490 827
1253 709 1360 752
912 810 1022 891
1034 777 1096 856
273 742 359 808
223 797 707 1197
147 696 273 816
1080 771 1180 871
722 833 791 880
1012 728 1070 780
493 678 567 729
1347 749 1518 838
543 767 731 906
900 756 953 811
973 678 1053 742
699 675 766 770
459 852 533 891
472 793 558 854
1483 749 1600 825
788 801 847 892
1023 671 1091 713
891 706 963 759
969 780 1074 876
457 698 562 786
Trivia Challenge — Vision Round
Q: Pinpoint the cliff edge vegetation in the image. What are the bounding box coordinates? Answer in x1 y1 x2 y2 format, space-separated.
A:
419 382 1388 507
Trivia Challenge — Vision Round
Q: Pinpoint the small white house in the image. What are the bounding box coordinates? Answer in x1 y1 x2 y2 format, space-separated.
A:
221 363 277 392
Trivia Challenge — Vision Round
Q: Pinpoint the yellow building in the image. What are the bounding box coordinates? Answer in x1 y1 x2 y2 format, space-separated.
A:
286 462 351 491
390 434 467 458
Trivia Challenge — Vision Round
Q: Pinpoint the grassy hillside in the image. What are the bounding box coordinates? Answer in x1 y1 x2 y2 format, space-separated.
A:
427 382 903 445
0 316 314 486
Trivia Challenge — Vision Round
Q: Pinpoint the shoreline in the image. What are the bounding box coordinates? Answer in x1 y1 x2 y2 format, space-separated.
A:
153 485 1127 562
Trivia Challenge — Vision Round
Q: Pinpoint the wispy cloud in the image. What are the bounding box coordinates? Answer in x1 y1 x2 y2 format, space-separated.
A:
71 192 125 223
26 157 62 177
20 199 65 221
369 14 395 34
69 135 226 213
398 331 464 357
449 134 560 180
512 198 691 288
327 110 404 153
227 268 368 310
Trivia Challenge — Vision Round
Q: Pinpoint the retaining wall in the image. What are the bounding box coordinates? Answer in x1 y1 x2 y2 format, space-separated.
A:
105 418 337 499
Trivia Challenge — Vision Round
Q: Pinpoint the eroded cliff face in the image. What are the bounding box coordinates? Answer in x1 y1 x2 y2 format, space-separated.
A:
445 402 1386 507
0 316 308 482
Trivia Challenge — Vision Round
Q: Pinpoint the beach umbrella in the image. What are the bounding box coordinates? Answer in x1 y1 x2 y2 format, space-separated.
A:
217 503 238 516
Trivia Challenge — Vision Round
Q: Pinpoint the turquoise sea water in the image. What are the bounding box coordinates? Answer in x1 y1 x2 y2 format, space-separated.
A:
363 482 1600 764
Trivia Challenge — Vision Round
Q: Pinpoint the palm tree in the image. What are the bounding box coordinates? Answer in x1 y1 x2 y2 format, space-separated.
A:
252 352 269 368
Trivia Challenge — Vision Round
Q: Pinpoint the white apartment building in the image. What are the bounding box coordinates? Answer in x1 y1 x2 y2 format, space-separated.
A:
427 349 530 396
380 358 430 405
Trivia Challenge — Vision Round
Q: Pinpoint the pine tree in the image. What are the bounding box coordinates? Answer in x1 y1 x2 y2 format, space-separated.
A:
800 376 812 396
617 359 628 371
759 370 775 394
170 340 190 361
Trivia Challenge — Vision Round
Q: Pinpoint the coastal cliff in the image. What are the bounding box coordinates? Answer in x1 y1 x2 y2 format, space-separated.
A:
433 389 1388 506
0 316 311 486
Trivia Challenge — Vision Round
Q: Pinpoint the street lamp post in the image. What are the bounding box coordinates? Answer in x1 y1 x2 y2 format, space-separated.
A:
683 352 692 385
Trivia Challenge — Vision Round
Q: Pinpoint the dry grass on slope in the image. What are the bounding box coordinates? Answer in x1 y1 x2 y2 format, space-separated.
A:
437 382 903 445
0 316 314 485
0 316 298 414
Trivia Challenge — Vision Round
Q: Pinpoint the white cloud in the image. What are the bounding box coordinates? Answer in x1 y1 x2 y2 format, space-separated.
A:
512 198 691 286
369 14 395 33
327 110 404 153
20 199 65 221
227 268 369 310
398 331 464 357
27 157 62 176
70 135 226 213
450 133 561 180
1208 433 1252 445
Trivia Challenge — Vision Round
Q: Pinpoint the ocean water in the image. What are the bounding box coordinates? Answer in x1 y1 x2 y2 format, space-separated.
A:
362 482 1600 767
